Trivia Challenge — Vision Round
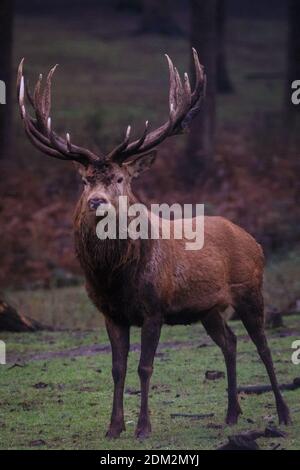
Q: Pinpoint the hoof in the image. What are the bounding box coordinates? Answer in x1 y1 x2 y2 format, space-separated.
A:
105 423 125 440
226 404 242 426
135 423 152 440
278 404 292 426
226 416 239 426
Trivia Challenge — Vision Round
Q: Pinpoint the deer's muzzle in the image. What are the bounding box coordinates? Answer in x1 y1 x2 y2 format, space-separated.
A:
88 197 108 211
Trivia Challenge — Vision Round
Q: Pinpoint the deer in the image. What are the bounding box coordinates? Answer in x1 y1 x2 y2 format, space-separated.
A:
17 50 290 440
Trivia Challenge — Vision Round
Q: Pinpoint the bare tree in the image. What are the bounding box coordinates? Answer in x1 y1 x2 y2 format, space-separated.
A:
0 0 14 160
186 0 217 183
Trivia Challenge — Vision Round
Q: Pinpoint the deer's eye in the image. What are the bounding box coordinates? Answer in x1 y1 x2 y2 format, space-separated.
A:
82 179 88 186
117 177 123 184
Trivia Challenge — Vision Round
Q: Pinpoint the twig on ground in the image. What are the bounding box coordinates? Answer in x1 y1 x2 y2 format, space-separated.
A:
237 378 300 394
218 426 287 450
170 413 214 420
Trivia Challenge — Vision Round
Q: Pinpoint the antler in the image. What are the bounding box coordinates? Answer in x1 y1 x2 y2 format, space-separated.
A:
17 50 205 168
108 48 206 164
17 59 102 166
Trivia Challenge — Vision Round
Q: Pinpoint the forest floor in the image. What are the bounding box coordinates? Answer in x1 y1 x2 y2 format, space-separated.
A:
0 285 300 450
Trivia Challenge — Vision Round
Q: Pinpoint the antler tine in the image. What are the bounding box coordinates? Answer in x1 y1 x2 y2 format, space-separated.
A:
66 132 72 152
18 74 24 113
43 64 58 122
17 59 103 166
172 66 192 128
165 55 195 125
110 49 206 164
17 61 39 123
127 120 149 152
18 70 64 152
20 91 83 164
108 125 132 159
17 58 24 100
181 81 206 132
33 73 45 128
183 72 192 106
191 47 205 101
33 74 42 107
18 75 71 160
45 116 98 164
179 49 206 131
174 67 185 104
112 121 150 163
165 54 177 121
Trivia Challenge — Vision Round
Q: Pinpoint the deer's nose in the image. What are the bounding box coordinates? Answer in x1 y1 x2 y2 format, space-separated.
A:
88 197 108 210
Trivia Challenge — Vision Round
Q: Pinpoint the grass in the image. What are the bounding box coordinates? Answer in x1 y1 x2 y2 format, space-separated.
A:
1 248 300 452
0 288 299 450
2 246 299 450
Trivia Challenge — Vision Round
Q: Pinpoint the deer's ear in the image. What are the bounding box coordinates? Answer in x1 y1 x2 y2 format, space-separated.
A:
73 161 86 177
124 151 157 179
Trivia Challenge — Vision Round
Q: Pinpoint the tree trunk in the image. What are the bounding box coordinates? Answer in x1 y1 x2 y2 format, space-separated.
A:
285 0 300 131
216 0 233 93
0 0 14 160
185 0 217 184
0 299 46 332
139 0 182 36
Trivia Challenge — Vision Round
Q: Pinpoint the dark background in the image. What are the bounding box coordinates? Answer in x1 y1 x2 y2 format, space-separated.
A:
0 0 299 290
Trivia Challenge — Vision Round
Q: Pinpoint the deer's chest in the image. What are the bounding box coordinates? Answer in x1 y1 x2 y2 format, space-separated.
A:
86 271 154 327
75 229 161 326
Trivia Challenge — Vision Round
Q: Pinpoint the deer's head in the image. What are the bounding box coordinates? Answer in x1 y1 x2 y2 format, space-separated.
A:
73 152 156 213
17 51 205 214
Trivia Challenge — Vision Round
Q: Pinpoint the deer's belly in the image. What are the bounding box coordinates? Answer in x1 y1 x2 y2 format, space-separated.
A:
163 308 207 325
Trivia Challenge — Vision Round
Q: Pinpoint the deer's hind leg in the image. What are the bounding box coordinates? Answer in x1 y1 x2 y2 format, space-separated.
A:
234 289 291 425
201 309 242 425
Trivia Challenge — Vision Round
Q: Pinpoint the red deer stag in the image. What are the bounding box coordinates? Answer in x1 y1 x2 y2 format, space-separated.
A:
17 51 290 439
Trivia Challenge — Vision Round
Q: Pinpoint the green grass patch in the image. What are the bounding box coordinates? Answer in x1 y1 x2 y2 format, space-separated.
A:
0 314 299 450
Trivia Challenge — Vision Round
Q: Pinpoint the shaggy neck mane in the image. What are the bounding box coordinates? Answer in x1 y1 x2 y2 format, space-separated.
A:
73 195 152 281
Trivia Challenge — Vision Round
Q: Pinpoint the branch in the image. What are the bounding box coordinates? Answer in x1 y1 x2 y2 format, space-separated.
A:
238 378 300 395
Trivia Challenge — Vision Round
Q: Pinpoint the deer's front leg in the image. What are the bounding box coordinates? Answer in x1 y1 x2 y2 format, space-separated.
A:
105 318 130 439
135 317 162 439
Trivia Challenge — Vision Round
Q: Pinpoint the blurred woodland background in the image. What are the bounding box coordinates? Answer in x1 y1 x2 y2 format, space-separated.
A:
0 0 300 316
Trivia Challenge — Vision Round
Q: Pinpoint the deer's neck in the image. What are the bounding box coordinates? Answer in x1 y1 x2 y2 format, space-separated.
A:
74 194 152 280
